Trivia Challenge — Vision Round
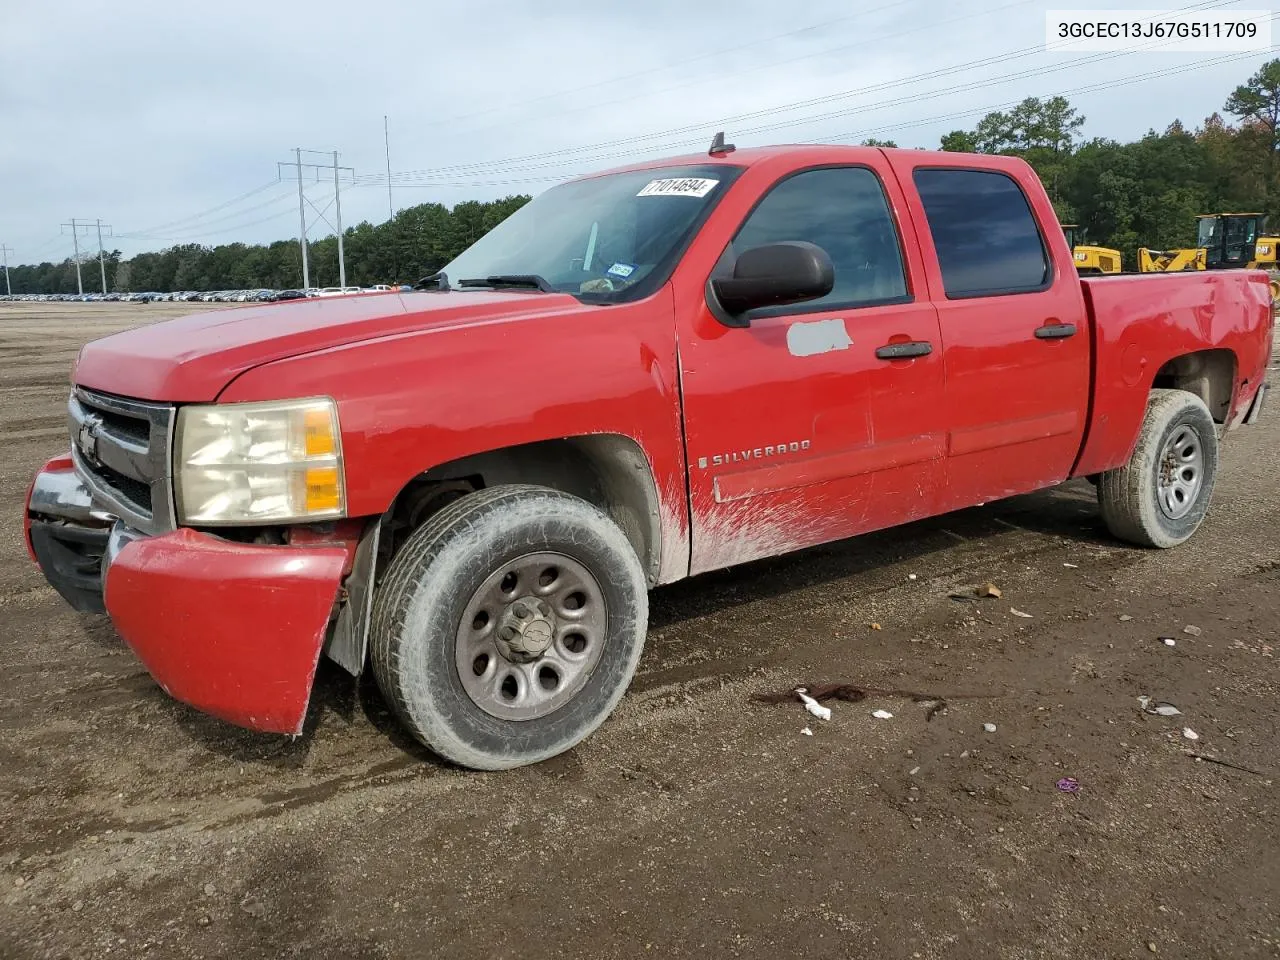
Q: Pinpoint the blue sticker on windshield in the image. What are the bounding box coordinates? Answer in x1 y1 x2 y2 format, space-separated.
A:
607 262 636 279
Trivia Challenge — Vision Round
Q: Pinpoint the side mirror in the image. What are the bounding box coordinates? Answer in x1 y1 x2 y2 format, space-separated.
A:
708 241 835 327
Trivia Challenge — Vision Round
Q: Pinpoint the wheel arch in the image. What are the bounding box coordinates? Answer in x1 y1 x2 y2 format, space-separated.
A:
1150 348 1237 424
385 434 665 587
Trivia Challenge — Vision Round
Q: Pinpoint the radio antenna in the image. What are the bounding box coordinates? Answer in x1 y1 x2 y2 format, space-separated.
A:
708 131 736 157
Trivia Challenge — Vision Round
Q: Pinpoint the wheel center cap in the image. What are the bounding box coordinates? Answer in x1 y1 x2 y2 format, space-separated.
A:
495 597 556 663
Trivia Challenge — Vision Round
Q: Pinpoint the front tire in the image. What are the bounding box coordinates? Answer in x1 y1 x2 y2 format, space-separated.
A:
1097 389 1218 548
370 484 647 770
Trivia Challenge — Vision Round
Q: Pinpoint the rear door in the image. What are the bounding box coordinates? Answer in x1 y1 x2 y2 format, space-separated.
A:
888 158 1091 512
677 161 947 575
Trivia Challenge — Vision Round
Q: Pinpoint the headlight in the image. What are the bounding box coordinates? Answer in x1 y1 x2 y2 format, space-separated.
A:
175 398 345 525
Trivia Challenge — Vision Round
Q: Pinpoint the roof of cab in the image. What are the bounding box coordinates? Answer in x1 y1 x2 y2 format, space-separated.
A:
569 143 1017 182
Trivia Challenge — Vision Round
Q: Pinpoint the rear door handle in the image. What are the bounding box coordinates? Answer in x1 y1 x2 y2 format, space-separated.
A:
1035 322 1077 340
875 340 933 360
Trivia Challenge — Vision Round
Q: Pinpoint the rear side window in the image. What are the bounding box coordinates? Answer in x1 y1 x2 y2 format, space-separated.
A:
913 168 1050 298
722 166 909 315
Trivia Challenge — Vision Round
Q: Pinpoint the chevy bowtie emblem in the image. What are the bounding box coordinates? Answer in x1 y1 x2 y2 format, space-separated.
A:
78 414 103 464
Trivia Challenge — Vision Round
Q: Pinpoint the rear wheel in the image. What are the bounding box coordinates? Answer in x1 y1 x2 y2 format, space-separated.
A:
1097 389 1218 548
369 484 647 770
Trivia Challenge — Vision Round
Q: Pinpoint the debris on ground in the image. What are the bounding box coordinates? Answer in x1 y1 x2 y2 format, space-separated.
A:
801 727 813 737
1183 625 1203 637
1183 728 1200 741
753 683 867 705
1185 752 1273 777
908 573 918 581
1063 562 1079 568
909 766 921 775
1138 696 1182 717
1119 615 1135 622
949 582 1002 602
872 709 894 720
870 622 883 631
983 723 998 733
1161 637 1176 647
1010 608 1034 619
1056 777 1080 793
796 690 832 721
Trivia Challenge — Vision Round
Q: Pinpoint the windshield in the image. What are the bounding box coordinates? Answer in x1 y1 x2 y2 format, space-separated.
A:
438 163 743 301
1196 217 1221 248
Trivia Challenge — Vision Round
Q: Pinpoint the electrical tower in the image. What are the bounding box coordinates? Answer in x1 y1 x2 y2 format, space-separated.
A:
61 219 113 295
277 149 356 291
0 244 12 296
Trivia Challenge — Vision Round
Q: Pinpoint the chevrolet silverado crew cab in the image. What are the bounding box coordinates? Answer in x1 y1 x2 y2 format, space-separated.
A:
25 143 1272 770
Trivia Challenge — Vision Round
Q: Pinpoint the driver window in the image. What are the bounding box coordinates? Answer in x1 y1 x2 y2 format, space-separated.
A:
717 166 910 315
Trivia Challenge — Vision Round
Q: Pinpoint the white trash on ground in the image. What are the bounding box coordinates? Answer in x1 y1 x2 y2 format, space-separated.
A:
796 689 832 721
872 709 894 720
1138 696 1182 717
1183 727 1200 741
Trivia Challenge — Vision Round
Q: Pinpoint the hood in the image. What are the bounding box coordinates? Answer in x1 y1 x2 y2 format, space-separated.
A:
73 291 589 401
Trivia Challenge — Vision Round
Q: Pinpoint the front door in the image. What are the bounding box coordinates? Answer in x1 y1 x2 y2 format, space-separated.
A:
677 162 947 576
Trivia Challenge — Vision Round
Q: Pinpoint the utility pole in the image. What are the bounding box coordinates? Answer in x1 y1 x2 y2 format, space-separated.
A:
384 115 394 220
333 151 346 289
94 219 113 294
0 244 12 296
277 148 354 291
61 219 97 296
292 148 309 291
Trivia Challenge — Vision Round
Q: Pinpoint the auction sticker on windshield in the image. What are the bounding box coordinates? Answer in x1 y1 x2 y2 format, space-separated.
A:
636 178 719 198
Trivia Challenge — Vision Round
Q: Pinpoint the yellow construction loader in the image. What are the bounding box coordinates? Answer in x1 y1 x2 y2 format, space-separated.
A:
1138 213 1280 300
1062 225 1122 274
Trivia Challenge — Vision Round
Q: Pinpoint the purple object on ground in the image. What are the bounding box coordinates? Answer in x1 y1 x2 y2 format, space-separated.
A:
1056 777 1080 793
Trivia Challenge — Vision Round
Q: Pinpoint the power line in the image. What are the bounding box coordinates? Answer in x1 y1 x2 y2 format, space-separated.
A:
122 205 299 245
424 0 920 131
114 190 296 240
349 0 1238 186
121 180 282 238
406 0 1250 184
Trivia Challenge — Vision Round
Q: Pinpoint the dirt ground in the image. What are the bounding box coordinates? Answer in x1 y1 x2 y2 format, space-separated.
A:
1 301 1278 960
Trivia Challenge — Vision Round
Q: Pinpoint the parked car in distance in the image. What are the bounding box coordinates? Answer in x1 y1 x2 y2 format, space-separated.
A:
24 143 1274 772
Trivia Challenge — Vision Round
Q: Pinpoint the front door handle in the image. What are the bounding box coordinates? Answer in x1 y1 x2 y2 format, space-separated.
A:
1035 322 1077 340
875 340 933 360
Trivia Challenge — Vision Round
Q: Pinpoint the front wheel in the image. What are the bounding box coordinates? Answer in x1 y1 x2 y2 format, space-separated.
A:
1097 389 1218 548
369 484 648 770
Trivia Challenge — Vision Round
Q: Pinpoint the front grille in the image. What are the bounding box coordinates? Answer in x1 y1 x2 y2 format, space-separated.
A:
68 388 175 535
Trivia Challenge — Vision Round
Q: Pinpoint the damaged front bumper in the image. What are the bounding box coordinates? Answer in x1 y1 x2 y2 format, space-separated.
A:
25 454 357 735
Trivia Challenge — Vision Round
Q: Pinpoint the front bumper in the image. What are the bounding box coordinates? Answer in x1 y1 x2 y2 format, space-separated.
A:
26 455 351 735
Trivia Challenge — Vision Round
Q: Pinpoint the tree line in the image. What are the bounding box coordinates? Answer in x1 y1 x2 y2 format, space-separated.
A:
7 60 1280 294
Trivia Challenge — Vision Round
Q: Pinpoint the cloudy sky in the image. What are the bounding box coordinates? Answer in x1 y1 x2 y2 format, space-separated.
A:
0 0 1272 264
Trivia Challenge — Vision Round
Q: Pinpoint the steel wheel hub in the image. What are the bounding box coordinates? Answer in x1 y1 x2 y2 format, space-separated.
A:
455 552 608 722
1157 424 1203 520
495 597 556 663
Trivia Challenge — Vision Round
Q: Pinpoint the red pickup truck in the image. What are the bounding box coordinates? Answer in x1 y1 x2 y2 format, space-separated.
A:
24 144 1272 770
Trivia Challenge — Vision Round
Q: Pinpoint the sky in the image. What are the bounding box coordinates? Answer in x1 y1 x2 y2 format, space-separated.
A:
0 0 1274 265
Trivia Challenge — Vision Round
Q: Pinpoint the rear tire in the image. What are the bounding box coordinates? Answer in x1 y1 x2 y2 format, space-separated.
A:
1097 389 1218 548
370 484 647 771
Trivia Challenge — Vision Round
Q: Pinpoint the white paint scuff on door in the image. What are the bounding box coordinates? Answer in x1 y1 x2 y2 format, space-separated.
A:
786 318 852 358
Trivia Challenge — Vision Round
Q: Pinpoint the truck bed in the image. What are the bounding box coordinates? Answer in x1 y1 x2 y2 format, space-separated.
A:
1073 269 1273 478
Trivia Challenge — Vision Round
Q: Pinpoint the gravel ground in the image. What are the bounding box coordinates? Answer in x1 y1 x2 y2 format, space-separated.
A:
1 302 1277 960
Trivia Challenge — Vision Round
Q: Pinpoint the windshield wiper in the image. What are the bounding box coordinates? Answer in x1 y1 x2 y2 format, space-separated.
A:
414 271 450 291
456 274 555 292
